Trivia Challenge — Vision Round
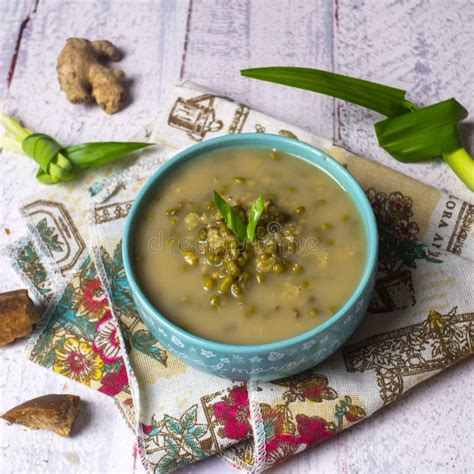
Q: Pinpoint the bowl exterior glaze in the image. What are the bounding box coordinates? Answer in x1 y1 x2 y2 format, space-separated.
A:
123 134 378 382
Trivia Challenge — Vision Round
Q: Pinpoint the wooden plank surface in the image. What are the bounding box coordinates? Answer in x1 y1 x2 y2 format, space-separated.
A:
183 0 334 138
0 0 36 93
335 0 474 203
0 1 472 473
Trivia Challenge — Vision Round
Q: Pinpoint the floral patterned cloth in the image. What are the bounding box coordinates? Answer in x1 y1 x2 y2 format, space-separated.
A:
8 82 473 472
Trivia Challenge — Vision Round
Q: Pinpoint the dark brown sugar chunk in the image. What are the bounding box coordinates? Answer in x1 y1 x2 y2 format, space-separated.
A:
0 289 40 346
1 395 81 437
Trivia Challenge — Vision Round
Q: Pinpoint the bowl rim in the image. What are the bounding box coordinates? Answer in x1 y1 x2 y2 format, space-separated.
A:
123 133 378 353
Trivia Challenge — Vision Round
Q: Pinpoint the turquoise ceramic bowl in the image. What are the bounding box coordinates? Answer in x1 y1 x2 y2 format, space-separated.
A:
123 134 378 382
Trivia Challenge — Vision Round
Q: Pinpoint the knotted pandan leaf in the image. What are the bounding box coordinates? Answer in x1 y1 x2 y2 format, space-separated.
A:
22 133 74 183
21 132 152 184
1 111 153 184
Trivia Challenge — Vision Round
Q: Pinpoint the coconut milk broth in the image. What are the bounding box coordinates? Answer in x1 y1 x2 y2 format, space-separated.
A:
134 147 366 344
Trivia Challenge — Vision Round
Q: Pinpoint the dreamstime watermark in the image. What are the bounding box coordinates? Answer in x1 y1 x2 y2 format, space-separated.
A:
146 221 323 256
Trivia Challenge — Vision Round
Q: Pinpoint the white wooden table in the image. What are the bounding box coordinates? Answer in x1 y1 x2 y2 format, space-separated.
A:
1 1 473 473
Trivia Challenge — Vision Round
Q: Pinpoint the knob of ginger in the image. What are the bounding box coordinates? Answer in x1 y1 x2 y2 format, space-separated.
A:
2 394 81 437
0 289 39 346
57 38 127 114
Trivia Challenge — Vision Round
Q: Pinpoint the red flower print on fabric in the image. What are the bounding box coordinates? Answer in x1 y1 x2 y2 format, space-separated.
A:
99 363 128 397
93 311 122 363
213 386 250 440
261 405 336 465
81 277 109 319
295 414 336 446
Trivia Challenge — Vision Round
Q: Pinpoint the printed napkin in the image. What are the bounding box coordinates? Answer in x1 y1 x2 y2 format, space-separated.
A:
7 82 473 472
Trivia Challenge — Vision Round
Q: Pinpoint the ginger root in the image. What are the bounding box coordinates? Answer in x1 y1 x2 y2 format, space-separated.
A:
57 38 127 114
0 289 40 346
2 394 81 437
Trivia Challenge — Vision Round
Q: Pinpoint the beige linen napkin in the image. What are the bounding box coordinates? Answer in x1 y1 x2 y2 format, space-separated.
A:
8 82 473 472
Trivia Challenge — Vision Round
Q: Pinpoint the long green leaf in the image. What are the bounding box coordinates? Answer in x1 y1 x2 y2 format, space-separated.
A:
64 142 152 169
375 99 468 162
241 67 416 117
246 195 265 241
213 191 247 242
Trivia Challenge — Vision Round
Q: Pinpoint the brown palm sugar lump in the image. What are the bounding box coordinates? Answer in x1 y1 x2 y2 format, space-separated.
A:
0 289 40 346
1 394 81 437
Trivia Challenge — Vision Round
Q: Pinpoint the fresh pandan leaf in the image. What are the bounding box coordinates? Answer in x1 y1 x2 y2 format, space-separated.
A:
246 195 265 241
241 67 473 191
64 142 152 169
241 67 416 117
1 111 152 184
213 191 248 242
375 99 468 162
